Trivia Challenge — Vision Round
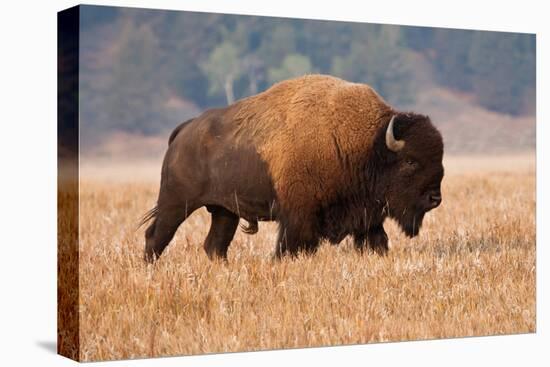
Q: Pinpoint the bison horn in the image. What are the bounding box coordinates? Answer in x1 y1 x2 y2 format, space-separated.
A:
385 115 405 152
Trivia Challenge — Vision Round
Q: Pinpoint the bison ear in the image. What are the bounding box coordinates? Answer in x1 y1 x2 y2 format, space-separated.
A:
385 115 405 152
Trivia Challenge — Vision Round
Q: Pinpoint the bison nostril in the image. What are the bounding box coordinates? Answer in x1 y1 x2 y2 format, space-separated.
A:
429 194 442 206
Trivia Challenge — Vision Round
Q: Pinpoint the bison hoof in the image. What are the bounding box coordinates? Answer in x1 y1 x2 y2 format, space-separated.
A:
144 249 158 263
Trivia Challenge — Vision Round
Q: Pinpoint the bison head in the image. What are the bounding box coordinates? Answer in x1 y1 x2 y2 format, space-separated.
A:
380 113 444 237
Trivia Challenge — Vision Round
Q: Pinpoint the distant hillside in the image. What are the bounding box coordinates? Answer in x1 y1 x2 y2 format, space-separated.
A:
77 5 535 155
406 87 535 154
81 84 534 161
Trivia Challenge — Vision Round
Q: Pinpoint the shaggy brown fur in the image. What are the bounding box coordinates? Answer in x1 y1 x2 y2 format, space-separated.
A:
142 74 444 262
233 75 394 251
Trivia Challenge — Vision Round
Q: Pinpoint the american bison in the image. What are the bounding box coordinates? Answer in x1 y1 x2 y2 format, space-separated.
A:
141 74 444 262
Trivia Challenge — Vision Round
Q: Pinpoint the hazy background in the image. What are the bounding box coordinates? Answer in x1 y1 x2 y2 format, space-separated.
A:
77 5 536 158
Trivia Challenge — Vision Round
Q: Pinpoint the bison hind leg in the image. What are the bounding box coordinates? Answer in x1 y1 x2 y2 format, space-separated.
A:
203 206 240 260
144 205 195 263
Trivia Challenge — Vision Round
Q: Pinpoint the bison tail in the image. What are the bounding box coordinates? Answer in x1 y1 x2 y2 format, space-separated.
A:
137 206 158 229
168 118 194 146
240 219 259 235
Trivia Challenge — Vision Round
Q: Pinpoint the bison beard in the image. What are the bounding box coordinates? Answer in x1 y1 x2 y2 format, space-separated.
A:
141 75 444 262
398 211 425 238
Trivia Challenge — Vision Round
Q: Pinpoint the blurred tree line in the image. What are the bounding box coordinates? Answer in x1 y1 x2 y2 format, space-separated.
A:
79 6 535 137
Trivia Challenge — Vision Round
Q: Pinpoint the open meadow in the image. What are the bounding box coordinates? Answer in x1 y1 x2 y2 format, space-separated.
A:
65 154 535 361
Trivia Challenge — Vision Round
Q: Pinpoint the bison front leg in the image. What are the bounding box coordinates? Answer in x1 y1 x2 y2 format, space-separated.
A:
367 225 389 255
353 225 388 256
274 219 320 259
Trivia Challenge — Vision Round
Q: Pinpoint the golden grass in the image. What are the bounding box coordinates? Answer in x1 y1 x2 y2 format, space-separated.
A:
65 155 535 361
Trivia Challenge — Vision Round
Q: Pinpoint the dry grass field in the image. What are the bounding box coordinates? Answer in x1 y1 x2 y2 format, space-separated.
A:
61 154 536 361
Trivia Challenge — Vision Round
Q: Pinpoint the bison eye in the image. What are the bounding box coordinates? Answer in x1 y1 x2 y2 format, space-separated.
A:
400 158 418 175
